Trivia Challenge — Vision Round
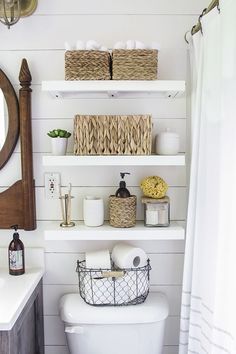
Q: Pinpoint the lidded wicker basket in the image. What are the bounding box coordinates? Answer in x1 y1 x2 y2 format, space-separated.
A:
65 50 111 80
112 49 158 80
74 114 152 155
109 195 136 228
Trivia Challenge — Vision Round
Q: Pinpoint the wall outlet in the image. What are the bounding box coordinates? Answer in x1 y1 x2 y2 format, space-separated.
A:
44 172 61 199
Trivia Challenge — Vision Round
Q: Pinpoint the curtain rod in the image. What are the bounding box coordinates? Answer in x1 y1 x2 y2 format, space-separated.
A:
191 0 219 35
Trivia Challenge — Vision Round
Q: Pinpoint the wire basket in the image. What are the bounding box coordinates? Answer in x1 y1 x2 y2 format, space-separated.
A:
76 259 151 306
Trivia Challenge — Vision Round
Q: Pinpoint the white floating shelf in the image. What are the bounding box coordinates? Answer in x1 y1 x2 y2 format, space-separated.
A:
44 221 185 241
41 80 185 99
42 154 185 167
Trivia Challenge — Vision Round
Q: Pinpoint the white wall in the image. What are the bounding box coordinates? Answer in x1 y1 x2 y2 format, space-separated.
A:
0 0 208 353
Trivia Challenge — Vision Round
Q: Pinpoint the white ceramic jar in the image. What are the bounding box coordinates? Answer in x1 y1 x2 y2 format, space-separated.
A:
83 196 104 227
155 129 180 155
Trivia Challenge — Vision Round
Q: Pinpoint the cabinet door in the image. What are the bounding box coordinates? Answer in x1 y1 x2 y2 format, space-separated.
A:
0 280 45 354
15 302 36 354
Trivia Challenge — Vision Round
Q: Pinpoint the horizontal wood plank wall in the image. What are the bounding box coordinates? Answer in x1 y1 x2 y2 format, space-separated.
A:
0 0 206 352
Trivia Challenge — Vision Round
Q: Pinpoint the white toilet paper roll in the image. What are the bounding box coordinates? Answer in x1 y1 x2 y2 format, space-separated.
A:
100 46 108 52
114 273 137 304
111 243 147 269
114 41 126 49
85 249 111 269
126 39 136 49
76 40 86 50
135 40 147 49
64 41 72 50
84 275 114 304
86 40 101 50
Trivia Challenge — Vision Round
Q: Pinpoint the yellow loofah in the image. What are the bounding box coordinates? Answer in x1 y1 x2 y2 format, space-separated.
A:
140 176 168 199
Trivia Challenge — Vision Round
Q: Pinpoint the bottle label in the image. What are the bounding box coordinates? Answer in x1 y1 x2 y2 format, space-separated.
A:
9 250 23 270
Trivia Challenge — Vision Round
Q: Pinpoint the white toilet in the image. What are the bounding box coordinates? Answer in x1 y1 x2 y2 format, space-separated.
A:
59 292 169 354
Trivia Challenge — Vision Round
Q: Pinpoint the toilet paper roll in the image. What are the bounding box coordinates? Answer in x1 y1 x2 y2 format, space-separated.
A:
114 41 126 49
100 46 108 52
114 272 137 304
86 40 101 50
64 41 73 50
111 243 147 269
126 39 136 49
84 275 114 304
85 249 111 269
76 40 86 50
135 40 147 49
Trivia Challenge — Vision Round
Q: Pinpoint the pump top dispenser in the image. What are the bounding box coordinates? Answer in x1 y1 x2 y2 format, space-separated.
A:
115 172 131 198
8 225 25 276
109 173 136 228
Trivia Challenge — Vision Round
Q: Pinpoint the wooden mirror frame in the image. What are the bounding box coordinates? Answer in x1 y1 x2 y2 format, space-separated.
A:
0 59 36 230
0 69 19 170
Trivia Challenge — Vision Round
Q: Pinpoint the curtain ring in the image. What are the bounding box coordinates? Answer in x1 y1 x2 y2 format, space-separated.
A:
198 13 204 35
191 25 196 36
199 8 207 34
184 31 190 44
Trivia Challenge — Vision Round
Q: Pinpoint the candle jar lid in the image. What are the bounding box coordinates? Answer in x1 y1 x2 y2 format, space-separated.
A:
141 196 169 204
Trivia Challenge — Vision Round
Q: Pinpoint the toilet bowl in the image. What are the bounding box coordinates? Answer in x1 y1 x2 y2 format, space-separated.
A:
59 292 169 354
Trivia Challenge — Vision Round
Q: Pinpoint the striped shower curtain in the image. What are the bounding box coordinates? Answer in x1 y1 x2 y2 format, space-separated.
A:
179 1 236 353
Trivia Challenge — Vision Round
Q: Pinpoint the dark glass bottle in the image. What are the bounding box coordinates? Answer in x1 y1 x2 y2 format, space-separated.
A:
115 172 131 198
8 225 25 276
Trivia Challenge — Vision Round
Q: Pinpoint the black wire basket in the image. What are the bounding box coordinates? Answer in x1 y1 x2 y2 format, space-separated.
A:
76 259 151 306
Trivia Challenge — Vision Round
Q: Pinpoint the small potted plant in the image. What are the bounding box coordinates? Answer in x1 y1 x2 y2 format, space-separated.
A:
47 129 71 156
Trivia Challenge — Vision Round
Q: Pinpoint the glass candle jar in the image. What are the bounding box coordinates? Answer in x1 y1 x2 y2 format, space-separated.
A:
141 196 170 227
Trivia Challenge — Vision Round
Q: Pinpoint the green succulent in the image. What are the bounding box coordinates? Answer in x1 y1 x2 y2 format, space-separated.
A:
47 129 71 138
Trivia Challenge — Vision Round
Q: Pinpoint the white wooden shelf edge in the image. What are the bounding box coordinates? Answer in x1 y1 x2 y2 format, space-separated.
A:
44 221 185 241
42 154 185 166
41 80 186 99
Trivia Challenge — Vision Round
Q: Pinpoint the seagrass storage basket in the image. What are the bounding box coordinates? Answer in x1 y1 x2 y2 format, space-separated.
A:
112 49 158 80
74 115 152 155
65 50 111 80
109 195 136 228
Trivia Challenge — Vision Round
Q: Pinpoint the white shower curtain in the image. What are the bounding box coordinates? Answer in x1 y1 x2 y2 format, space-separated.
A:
179 1 236 353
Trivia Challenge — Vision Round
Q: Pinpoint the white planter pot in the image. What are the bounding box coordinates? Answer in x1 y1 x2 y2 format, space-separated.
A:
51 138 68 156
83 197 104 227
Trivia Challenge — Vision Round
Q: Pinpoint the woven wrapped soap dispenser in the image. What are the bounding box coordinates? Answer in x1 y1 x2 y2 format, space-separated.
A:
109 173 136 228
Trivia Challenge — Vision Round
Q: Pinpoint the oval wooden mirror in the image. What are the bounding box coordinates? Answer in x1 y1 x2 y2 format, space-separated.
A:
0 59 36 230
0 69 19 170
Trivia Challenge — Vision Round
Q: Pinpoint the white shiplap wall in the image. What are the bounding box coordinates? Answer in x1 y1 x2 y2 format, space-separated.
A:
0 0 208 353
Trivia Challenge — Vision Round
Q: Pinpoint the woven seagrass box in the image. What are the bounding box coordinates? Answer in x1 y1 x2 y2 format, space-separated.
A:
65 50 111 80
112 49 158 80
109 195 136 228
74 114 152 155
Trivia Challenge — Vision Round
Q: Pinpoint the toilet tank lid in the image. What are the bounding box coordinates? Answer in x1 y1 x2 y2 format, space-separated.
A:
59 292 169 325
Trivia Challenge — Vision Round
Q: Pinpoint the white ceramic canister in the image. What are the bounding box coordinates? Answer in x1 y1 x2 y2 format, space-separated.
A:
155 129 180 155
83 196 104 227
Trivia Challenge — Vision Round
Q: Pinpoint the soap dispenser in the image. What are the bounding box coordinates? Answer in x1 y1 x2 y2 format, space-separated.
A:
109 172 137 228
115 172 131 198
8 225 25 276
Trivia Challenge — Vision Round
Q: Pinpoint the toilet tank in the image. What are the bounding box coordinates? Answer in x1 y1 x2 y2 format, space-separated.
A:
59 292 169 354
